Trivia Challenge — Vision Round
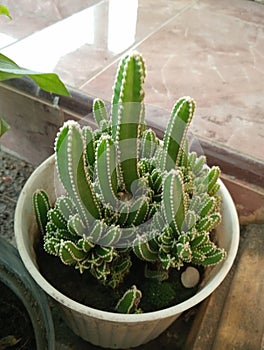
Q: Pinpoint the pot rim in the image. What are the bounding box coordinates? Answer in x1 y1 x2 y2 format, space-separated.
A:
15 154 240 323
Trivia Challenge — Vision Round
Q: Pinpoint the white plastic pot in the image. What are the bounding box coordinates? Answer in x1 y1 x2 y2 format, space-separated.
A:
14 154 239 349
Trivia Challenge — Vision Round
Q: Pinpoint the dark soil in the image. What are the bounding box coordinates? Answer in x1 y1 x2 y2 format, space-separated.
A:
36 238 200 313
0 282 36 350
0 150 34 245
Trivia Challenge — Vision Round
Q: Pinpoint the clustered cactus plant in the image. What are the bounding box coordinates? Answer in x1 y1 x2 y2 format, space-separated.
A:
33 52 226 314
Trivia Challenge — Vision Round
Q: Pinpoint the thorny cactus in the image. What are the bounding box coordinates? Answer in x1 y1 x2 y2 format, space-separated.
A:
33 52 226 313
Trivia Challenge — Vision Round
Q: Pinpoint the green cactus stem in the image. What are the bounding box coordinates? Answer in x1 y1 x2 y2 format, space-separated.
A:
163 170 187 233
93 98 108 128
33 190 51 235
115 285 142 314
82 126 96 171
96 134 118 207
133 234 159 262
202 166 221 196
160 96 195 171
140 128 159 159
67 213 86 237
111 52 146 193
55 120 101 225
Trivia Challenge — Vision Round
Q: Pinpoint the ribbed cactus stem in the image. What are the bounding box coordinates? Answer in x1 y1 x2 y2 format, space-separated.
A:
133 234 159 262
93 98 108 129
82 126 95 169
55 120 101 225
111 52 146 192
163 170 187 233
33 190 51 235
161 96 195 171
67 213 85 237
56 196 76 220
203 166 221 195
124 196 150 226
140 128 159 159
115 285 142 314
96 134 118 207
98 225 122 246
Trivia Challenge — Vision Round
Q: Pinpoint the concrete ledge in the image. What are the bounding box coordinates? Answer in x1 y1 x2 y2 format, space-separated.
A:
1 77 264 223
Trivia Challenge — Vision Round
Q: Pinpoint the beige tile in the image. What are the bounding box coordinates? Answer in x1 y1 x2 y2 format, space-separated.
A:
0 0 100 45
1 0 192 87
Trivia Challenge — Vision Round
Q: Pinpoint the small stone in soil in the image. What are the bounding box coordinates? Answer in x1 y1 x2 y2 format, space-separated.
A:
181 267 200 288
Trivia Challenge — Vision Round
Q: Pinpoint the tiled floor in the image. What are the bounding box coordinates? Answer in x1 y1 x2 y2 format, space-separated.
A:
1 0 264 161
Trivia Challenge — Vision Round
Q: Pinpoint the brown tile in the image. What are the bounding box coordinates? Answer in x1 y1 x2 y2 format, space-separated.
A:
82 0 264 162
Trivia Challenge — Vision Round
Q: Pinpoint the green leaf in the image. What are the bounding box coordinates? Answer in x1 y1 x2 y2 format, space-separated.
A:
30 73 70 96
0 5 12 19
0 54 70 96
0 117 9 137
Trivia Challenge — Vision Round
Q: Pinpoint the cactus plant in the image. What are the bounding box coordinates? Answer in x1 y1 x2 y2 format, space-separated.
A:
33 52 226 314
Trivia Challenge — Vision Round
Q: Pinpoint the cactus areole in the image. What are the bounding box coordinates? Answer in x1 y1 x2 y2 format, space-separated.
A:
33 52 226 314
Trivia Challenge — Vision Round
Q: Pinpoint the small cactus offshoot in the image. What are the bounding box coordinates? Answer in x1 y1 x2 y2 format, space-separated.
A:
33 52 226 313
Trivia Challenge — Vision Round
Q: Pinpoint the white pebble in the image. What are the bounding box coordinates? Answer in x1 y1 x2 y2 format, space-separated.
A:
181 267 200 288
